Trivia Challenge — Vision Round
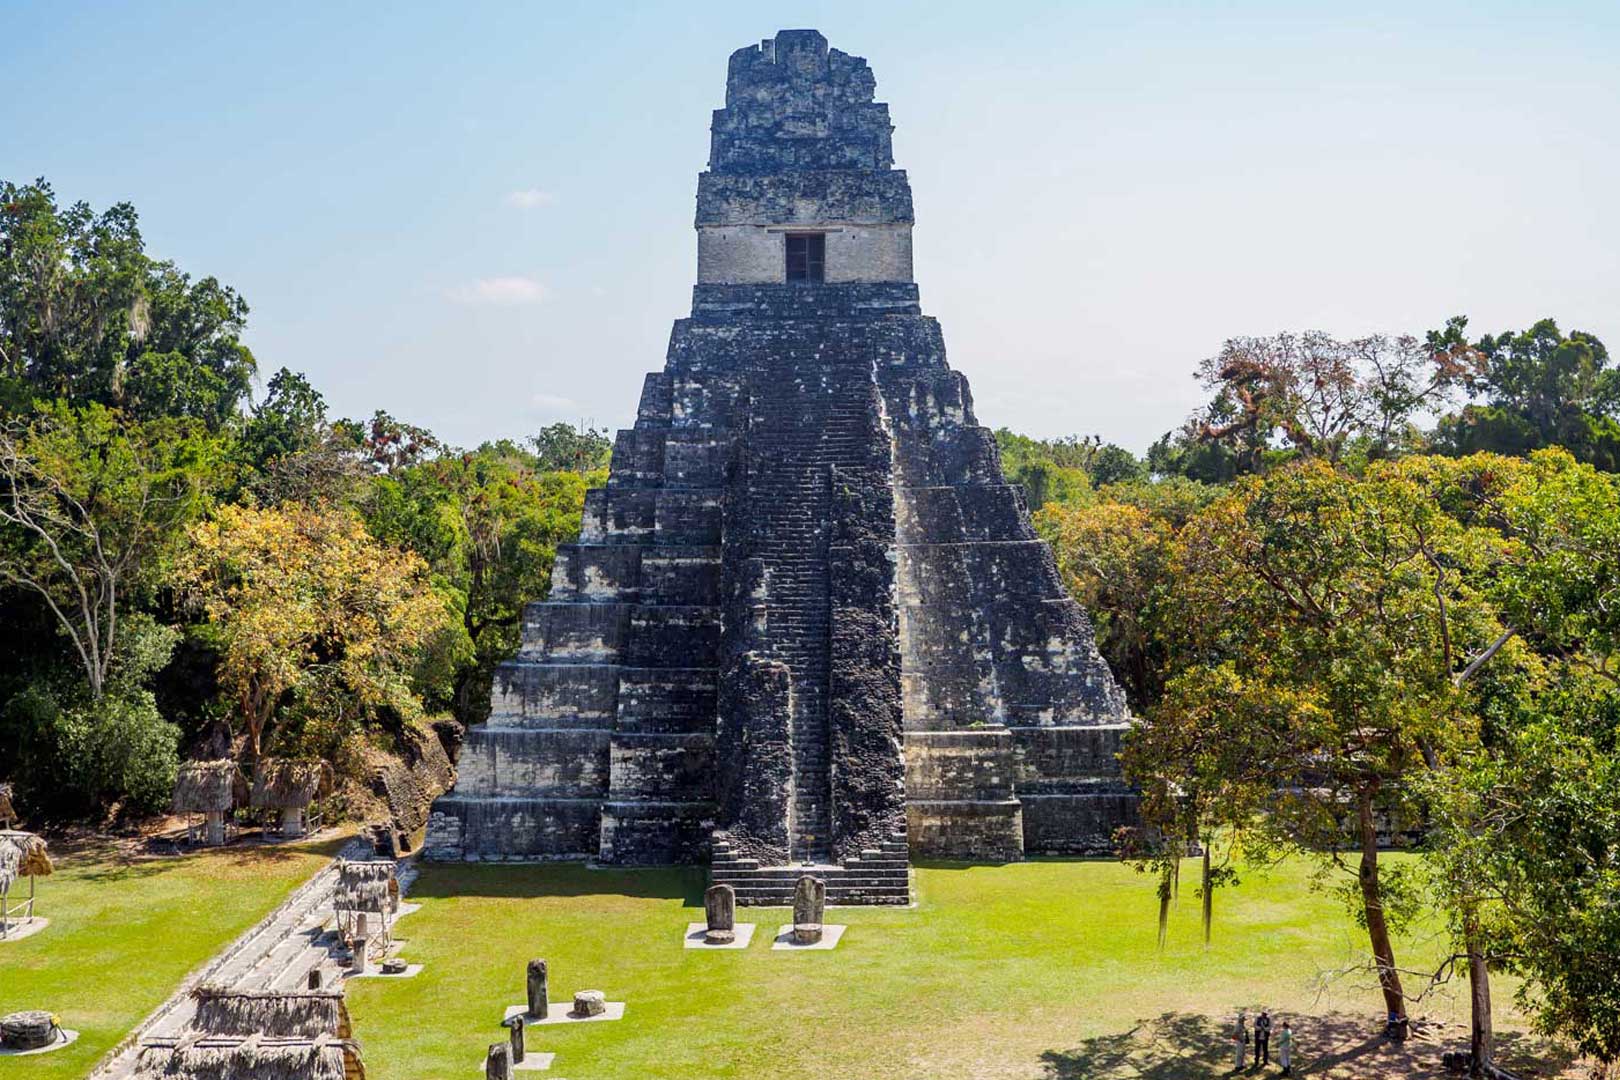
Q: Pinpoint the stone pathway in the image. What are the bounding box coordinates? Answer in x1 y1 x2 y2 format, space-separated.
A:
90 837 386 1079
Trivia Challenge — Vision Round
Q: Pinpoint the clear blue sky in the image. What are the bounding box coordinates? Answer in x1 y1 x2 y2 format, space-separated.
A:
5 1 1618 452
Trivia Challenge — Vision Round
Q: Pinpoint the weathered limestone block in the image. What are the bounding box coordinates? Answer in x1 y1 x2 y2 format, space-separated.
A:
485 1043 512 1080
550 544 642 602
1 1011 56 1050
521 603 631 662
614 667 717 734
792 875 826 943
526 959 548 1019
571 990 606 1018
597 799 714 865
704 883 736 944
608 733 714 800
504 1014 526 1063
489 662 620 726
713 645 794 864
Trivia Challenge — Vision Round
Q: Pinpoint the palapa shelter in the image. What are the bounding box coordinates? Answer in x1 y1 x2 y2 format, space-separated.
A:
251 760 334 838
191 986 352 1039
0 783 16 828
173 760 249 846
0 830 52 939
130 987 364 1080
331 860 399 953
131 1034 364 1080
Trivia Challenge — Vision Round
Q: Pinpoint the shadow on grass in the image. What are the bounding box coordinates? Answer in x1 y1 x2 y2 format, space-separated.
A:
1040 1012 1582 1079
59 831 346 884
409 860 707 905
912 856 1117 872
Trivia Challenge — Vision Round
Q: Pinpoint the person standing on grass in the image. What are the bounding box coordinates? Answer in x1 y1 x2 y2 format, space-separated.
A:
1254 1009 1272 1067
1277 1020 1294 1074
1232 1011 1249 1072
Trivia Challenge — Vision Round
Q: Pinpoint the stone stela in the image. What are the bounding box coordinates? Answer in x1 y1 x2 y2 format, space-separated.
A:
792 875 825 944
425 28 1137 905
704 883 736 944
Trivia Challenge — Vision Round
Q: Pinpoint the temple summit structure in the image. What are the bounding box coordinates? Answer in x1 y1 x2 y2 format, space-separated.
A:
425 29 1136 904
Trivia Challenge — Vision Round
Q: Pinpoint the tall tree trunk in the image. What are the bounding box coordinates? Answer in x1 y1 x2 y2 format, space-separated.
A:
1358 790 1407 1019
1464 905 1493 1074
1202 842 1213 946
1157 862 1173 949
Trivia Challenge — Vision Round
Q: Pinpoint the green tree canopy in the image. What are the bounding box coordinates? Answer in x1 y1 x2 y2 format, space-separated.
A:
1 179 255 426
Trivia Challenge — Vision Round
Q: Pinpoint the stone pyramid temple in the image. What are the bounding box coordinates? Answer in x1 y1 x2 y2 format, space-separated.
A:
425 29 1136 903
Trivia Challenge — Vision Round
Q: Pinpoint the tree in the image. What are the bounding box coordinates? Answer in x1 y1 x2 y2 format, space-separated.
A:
0 403 218 699
993 430 1144 511
1434 318 1620 471
1163 457 1510 1021
237 369 371 506
349 410 442 474
1120 663 1301 946
180 501 450 759
1039 498 1177 711
361 441 594 724
1424 449 1620 1073
237 368 329 470
530 421 611 474
0 179 254 425
1186 330 1476 472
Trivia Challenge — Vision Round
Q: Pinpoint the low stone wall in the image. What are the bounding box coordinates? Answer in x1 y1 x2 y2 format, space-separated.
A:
904 730 1024 860
423 796 601 861
1019 790 1137 856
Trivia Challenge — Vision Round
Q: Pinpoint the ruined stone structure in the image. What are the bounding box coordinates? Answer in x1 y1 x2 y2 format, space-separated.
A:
425 29 1136 903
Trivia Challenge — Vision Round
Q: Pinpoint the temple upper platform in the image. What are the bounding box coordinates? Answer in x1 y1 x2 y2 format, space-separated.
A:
696 29 913 286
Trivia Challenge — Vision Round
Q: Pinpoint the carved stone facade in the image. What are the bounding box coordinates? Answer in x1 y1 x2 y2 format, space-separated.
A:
426 29 1135 901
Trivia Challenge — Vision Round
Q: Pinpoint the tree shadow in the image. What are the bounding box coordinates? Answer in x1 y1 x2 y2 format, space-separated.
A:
407 860 706 905
55 829 347 884
1041 1011 1584 1079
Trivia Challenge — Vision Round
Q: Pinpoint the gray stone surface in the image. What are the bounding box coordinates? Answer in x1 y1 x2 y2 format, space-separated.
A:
504 1002 625 1026
425 28 1135 885
571 991 606 1018
792 875 825 931
486 1042 513 1080
526 959 548 1020
506 1014 525 1064
771 923 847 951
684 921 756 949
703 883 735 943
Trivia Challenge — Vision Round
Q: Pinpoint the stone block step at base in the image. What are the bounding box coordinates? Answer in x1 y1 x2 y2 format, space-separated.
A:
711 857 913 906
715 868 908 883
727 886 911 906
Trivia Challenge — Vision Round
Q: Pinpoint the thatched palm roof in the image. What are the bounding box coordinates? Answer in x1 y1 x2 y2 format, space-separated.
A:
251 760 334 811
132 1034 363 1080
0 783 15 827
191 986 351 1039
174 761 249 814
332 861 397 915
0 831 52 893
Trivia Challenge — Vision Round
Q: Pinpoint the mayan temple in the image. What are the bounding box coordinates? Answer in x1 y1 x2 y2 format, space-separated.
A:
425 29 1135 903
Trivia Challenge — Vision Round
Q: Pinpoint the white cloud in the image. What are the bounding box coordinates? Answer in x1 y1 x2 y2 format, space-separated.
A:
531 393 579 413
447 276 550 305
505 188 556 209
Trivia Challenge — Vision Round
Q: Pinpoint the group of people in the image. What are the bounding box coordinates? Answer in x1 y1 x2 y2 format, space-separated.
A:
1230 1010 1293 1074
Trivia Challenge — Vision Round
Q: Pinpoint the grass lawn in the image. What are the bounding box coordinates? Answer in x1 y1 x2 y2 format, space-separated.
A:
0 833 342 1080
347 856 1573 1080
